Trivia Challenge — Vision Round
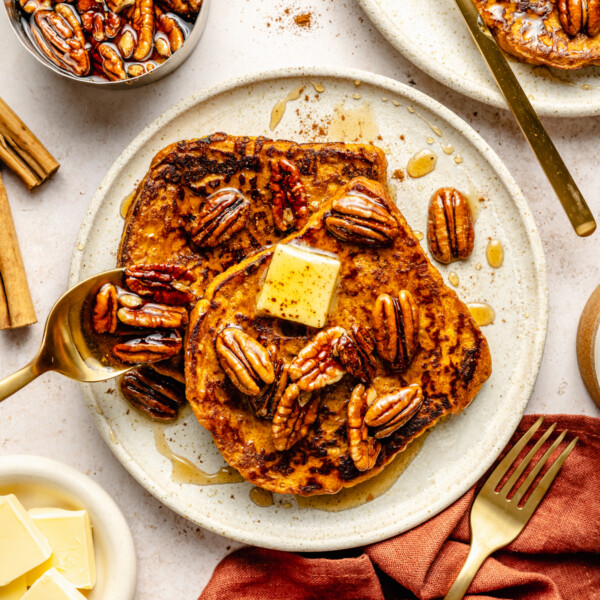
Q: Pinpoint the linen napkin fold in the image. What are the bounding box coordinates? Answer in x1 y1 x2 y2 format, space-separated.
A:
199 415 600 600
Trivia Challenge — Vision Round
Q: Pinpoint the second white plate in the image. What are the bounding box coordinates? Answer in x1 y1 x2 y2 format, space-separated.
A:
70 66 547 551
358 0 600 117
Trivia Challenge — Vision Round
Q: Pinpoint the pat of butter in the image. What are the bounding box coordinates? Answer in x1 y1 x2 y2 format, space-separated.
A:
0 495 52 586
22 568 86 600
257 244 341 328
0 575 27 600
26 508 95 590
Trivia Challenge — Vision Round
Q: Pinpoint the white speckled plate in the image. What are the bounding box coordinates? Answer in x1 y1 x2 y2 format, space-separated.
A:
358 0 600 117
70 67 547 551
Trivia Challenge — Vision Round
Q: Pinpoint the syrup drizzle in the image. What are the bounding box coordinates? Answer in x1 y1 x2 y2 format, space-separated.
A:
486 239 504 268
407 149 438 178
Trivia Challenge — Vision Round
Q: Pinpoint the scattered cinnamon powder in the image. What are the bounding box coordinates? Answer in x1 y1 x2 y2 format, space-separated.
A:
392 169 405 182
294 12 312 27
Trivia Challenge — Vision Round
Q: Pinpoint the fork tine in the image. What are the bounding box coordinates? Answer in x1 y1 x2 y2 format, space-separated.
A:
521 437 578 517
481 416 544 493
498 423 556 498
511 429 567 505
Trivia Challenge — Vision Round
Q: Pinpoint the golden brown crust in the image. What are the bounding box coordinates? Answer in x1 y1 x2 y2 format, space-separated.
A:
474 0 600 69
185 179 492 496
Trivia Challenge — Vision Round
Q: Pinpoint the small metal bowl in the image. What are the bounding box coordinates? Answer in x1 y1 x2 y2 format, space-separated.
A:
3 0 209 88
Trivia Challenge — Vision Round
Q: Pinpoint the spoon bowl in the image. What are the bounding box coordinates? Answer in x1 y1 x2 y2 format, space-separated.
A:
0 268 131 402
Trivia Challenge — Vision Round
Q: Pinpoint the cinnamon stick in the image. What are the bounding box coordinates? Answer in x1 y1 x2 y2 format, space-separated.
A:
0 97 59 191
0 172 37 329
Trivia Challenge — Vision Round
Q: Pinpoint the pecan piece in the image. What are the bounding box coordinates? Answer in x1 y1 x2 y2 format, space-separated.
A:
558 0 585 35
125 263 196 306
372 290 420 372
117 303 188 329
325 192 398 246
588 0 600 36
155 9 185 56
113 331 182 364
19 0 51 13
117 289 143 308
216 327 275 396
107 0 135 12
427 187 474 264
32 7 90 77
156 0 201 17
270 158 309 232
97 43 127 81
92 283 118 334
347 384 381 471
288 327 346 392
337 325 376 384
132 0 155 60
251 360 289 419
365 384 423 439
190 189 250 248
120 366 186 422
271 384 319 451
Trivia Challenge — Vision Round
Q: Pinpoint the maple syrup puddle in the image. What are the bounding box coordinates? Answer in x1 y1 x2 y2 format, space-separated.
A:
328 102 379 143
250 487 274 507
270 85 305 131
154 426 244 485
467 303 496 327
486 239 504 268
407 149 437 178
120 191 136 219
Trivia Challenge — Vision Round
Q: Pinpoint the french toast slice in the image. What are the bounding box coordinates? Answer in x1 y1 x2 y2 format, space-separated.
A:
474 0 600 69
185 178 492 496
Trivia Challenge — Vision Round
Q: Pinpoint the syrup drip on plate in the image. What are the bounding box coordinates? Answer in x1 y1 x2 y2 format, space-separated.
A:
270 85 305 131
154 426 244 485
449 272 459 287
467 303 496 327
486 239 504 268
120 191 136 219
407 149 437 178
249 487 274 507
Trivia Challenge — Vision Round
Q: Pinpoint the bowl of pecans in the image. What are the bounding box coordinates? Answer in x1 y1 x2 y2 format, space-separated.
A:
3 0 209 86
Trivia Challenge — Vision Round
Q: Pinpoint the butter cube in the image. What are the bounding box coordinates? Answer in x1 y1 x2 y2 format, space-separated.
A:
27 508 95 590
22 568 86 600
0 575 27 600
0 495 51 586
256 244 341 328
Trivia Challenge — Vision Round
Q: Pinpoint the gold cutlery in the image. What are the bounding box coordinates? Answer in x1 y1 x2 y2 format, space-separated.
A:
0 268 131 402
452 0 596 237
444 416 578 600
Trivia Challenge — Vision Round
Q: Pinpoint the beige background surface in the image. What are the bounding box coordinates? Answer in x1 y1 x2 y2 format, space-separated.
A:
0 1 599 598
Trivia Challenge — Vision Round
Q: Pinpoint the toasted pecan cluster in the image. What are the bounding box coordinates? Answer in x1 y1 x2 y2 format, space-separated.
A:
18 0 201 81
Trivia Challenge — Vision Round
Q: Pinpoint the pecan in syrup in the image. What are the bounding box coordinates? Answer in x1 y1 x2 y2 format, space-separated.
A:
32 6 90 77
558 0 600 35
372 290 420 372
154 9 185 57
215 328 275 396
117 303 188 329
156 0 201 19
347 384 381 471
120 366 186 422
427 187 474 264
288 327 346 392
325 191 398 246
190 189 250 248
78 0 121 41
269 158 309 232
271 384 319 451
337 325 376 384
364 384 423 439
19 0 51 13
117 290 143 308
107 0 135 12
132 0 155 60
124 263 196 306
97 43 127 80
92 283 119 334
113 331 182 364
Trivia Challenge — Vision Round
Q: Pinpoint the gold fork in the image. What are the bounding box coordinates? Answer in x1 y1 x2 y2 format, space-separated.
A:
444 416 578 600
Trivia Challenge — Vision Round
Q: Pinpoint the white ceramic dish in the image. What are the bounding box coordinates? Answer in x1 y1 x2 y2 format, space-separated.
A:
357 0 600 117
69 66 548 551
0 455 136 599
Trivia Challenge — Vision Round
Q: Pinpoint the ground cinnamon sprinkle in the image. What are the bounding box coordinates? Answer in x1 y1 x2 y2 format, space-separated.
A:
294 12 312 27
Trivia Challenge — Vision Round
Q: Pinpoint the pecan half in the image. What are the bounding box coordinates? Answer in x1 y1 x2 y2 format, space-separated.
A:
216 327 275 396
347 384 381 471
558 0 584 35
271 384 319 451
32 7 90 77
113 331 182 364
107 0 135 12
427 187 474 264
364 383 423 439
288 327 346 392
372 290 420 372
125 263 196 306
97 43 127 81
79 0 121 42
117 303 188 329
337 325 376 384
251 360 289 419
118 29 136 59
325 192 398 246
156 0 201 17
588 0 600 36
270 158 309 232
19 0 51 13
155 10 185 56
117 289 143 308
132 0 155 60
92 283 118 334
190 189 250 248
120 366 186 422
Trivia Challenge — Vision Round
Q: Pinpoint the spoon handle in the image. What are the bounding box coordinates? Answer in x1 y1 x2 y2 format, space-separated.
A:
0 361 41 402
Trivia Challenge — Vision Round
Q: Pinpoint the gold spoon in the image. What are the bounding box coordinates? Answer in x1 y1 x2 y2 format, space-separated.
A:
0 268 131 402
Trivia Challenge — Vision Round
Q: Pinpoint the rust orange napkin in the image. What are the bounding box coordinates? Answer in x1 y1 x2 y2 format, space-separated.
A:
199 415 600 599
